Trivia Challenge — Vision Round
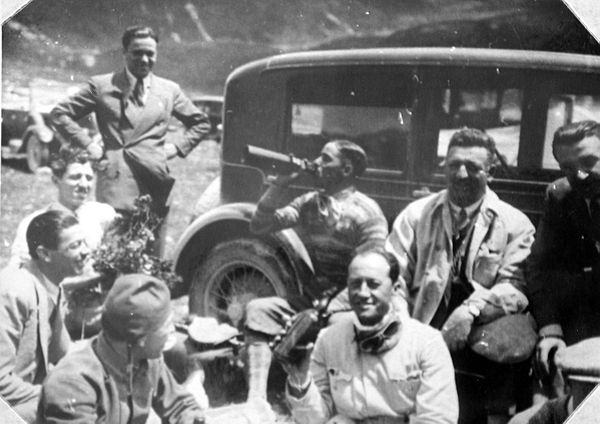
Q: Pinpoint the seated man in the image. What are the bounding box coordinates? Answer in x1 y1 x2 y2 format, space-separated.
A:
528 121 600 384
0 210 89 423
9 145 117 267
245 139 388 400
38 274 205 423
284 249 458 424
385 128 535 423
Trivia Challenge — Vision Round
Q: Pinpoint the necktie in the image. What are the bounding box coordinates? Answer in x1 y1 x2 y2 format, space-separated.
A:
455 208 469 234
132 78 145 106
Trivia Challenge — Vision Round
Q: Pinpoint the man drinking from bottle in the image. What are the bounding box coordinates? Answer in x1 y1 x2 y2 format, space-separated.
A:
243 140 388 404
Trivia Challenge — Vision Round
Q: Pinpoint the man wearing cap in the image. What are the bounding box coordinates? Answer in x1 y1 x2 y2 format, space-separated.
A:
283 249 458 424
0 210 87 423
37 274 205 423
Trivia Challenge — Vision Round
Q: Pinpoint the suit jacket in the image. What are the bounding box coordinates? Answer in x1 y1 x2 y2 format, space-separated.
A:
51 70 211 211
386 188 534 325
0 262 70 417
527 177 600 343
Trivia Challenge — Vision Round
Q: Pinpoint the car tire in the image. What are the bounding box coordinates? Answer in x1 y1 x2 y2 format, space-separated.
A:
25 133 49 172
189 238 295 327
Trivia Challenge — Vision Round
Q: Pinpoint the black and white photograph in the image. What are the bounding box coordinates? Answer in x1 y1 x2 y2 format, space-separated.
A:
2 0 600 423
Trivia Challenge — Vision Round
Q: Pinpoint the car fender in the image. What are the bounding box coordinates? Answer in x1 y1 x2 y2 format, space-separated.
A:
173 202 314 293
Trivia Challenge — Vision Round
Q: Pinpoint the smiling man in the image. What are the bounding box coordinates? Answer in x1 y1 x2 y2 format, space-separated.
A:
385 128 535 424
9 145 116 267
0 210 89 423
284 249 458 424
50 25 211 256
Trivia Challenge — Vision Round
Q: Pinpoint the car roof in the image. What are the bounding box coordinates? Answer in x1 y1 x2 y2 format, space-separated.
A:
228 47 600 82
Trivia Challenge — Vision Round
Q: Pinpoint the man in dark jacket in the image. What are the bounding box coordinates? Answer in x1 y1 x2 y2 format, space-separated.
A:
528 120 600 383
37 274 205 424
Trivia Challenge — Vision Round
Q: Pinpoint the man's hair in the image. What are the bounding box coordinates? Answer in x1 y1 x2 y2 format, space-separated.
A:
122 25 159 50
26 210 79 259
332 139 368 177
49 145 90 179
352 248 400 283
552 120 600 156
447 127 496 162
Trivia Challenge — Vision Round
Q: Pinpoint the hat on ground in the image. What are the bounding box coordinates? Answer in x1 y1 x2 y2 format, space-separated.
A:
102 273 171 343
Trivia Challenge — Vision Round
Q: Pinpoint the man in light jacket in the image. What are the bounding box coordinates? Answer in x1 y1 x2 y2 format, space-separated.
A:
0 210 88 423
284 249 458 424
385 128 535 424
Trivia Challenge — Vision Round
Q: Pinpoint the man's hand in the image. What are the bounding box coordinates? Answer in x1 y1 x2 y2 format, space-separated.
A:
281 343 313 398
60 270 103 293
164 143 179 159
267 172 301 187
86 141 104 160
441 305 475 351
536 337 566 376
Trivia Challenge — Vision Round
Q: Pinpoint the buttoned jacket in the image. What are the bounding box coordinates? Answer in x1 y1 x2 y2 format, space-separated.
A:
385 189 534 324
51 70 211 211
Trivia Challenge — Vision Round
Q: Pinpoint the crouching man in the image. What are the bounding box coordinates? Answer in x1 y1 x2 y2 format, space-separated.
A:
37 274 205 424
283 249 458 424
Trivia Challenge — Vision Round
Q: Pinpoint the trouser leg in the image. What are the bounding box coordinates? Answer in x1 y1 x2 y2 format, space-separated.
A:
245 336 273 400
243 296 298 400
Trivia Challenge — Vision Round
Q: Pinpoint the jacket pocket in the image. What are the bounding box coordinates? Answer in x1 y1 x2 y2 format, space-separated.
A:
329 368 353 393
390 370 421 398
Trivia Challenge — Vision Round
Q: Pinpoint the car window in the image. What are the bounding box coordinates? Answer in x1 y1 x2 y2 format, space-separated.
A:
286 69 415 173
290 103 411 171
542 94 600 170
437 88 523 168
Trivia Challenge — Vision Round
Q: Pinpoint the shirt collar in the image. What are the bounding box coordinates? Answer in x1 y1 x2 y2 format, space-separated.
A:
448 197 484 220
124 67 151 89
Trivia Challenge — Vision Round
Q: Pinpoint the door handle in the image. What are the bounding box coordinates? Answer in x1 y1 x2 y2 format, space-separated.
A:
412 187 432 198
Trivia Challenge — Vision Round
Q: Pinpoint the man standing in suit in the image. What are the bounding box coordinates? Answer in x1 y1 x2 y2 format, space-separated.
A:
0 210 89 423
51 25 211 256
386 128 535 424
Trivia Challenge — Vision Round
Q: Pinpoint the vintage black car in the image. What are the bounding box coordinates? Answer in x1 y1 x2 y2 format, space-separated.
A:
172 47 600 326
